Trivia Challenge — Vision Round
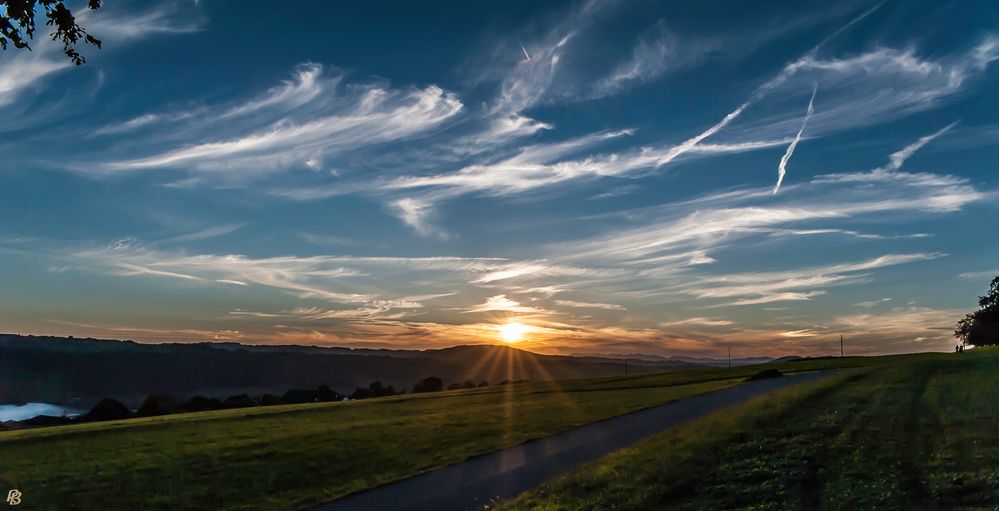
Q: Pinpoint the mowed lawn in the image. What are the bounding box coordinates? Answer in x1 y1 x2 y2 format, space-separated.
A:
501 349 999 511
0 358 856 511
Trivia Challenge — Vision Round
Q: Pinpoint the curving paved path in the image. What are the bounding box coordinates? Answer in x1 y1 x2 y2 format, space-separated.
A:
311 371 829 511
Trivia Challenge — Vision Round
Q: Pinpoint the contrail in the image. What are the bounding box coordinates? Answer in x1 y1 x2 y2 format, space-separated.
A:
881 121 958 172
655 101 751 167
811 2 885 56
774 85 817 195
519 41 532 62
751 2 883 100
655 5 879 171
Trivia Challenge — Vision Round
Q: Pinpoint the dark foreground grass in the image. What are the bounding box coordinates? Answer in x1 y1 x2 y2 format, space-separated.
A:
500 350 999 511
0 356 868 511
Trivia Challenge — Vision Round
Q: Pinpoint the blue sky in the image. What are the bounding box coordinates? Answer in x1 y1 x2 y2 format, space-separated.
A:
1 0 998 357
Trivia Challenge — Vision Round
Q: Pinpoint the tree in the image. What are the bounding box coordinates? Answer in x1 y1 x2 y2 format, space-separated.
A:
349 387 371 400
1 0 102 65
137 394 179 416
979 275 999 313
955 275 999 346
412 376 444 394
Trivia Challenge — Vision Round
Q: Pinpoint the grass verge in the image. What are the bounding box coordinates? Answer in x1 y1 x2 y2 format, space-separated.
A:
500 350 999 510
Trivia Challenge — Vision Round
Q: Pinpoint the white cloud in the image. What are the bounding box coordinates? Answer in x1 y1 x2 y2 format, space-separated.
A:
74 239 373 303
95 113 162 135
221 63 327 118
723 38 999 142
114 263 203 281
959 270 999 281
0 56 72 107
0 4 200 108
660 317 734 327
831 306 967 352
557 166 982 264
386 129 782 207
464 295 545 314
105 78 463 175
555 299 625 310
588 184 641 200
390 198 447 239
161 223 246 243
855 298 892 308
593 20 676 97
683 254 941 307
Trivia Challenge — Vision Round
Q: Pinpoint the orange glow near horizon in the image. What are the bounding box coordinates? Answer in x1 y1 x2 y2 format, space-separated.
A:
498 322 530 343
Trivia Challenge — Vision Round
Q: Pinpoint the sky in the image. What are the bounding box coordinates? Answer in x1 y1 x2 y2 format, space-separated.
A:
1 0 998 358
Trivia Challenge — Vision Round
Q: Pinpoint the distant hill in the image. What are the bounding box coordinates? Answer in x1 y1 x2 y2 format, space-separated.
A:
572 351 775 367
0 334 703 407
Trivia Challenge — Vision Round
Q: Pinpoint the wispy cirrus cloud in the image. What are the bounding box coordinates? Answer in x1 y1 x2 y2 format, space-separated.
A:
464 294 547 314
686 253 942 307
463 0 609 146
0 3 200 109
659 317 734 327
102 68 463 177
722 37 999 143
556 159 983 265
160 223 246 243
554 299 625 310
855 298 892 308
593 20 678 97
389 198 447 239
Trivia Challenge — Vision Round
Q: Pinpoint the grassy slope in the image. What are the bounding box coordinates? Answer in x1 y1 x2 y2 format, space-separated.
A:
501 350 999 511
0 356 867 511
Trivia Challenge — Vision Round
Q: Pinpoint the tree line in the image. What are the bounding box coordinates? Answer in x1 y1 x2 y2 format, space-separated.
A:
0 375 516 430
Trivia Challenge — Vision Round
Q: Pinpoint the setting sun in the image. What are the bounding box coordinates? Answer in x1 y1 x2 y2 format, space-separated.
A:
498 322 529 343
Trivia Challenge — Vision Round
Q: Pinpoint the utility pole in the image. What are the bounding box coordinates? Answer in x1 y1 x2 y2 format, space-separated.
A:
840 334 844 358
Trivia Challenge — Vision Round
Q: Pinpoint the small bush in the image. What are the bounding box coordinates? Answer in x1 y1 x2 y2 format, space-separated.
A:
745 369 784 381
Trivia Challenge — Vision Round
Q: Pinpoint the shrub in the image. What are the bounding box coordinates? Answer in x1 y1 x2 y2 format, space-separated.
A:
745 369 784 381
413 376 444 393
82 398 132 421
137 394 179 416
316 385 341 402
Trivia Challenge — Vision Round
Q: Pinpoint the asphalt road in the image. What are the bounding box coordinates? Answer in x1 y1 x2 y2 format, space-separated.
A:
311 371 829 511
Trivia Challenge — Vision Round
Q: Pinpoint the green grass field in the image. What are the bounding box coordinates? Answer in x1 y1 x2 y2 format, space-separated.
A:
0 357 868 511
500 349 999 511
0 354 939 510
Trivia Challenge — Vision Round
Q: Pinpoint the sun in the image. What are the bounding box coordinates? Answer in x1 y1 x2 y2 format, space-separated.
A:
498 322 529 343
